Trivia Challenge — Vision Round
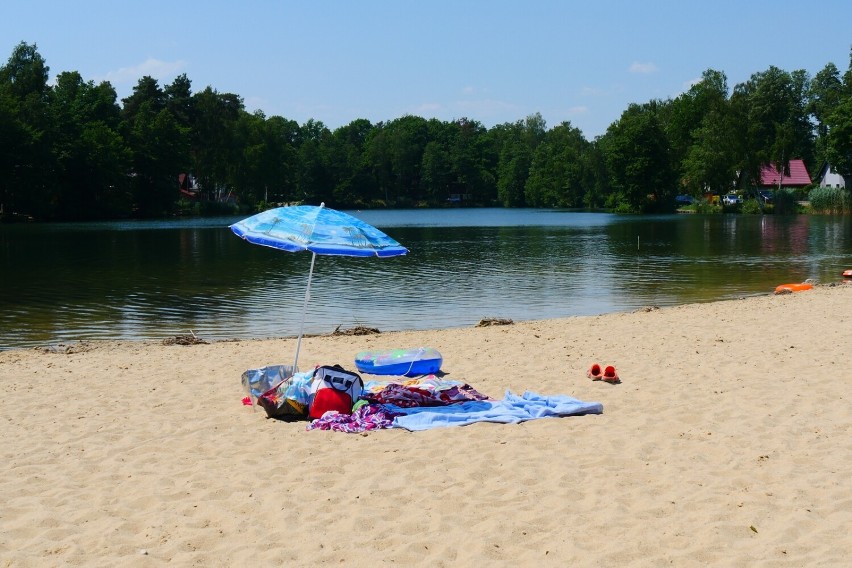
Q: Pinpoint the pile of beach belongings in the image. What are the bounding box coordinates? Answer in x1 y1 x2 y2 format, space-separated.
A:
243 364 603 433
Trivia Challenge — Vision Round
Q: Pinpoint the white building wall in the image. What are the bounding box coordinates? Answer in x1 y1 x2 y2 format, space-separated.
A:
820 167 846 189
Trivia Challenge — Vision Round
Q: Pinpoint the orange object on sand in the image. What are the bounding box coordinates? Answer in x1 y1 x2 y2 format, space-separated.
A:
587 363 603 381
602 365 620 383
774 282 813 294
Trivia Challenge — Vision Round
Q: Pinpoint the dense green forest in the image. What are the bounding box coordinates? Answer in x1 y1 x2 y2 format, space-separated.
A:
2 41 852 221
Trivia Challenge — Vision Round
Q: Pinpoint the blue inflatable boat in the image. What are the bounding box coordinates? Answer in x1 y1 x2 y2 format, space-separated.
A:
354 347 443 376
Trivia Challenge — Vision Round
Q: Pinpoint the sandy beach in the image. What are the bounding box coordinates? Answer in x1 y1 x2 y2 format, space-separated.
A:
1 284 851 566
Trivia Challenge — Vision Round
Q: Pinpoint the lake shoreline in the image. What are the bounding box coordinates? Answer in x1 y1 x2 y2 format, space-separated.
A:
4 211 851 350
0 286 780 353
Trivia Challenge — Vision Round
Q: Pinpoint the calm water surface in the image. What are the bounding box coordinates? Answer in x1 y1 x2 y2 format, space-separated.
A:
2 209 851 350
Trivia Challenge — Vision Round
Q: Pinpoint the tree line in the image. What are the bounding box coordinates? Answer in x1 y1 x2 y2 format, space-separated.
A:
2 41 852 221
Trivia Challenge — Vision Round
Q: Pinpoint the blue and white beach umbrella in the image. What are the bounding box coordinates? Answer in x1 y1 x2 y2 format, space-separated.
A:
230 203 408 370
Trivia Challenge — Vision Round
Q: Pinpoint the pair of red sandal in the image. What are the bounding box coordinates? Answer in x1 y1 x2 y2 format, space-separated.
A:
587 363 620 383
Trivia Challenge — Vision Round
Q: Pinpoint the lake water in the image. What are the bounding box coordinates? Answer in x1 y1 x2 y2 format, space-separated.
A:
2 209 851 350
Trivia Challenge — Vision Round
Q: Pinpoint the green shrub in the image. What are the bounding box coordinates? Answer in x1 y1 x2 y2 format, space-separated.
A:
741 199 763 214
693 201 722 214
772 188 799 214
808 186 850 214
611 201 637 214
198 200 239 216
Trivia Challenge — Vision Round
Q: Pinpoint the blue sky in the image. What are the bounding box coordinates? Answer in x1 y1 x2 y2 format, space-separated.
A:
2 1 850 139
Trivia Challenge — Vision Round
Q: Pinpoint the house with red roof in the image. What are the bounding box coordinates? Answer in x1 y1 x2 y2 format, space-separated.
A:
759 159 811 190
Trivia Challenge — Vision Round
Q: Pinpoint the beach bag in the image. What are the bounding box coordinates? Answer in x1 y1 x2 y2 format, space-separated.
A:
241 364 297 405
308 365 363 420
256 370 313 419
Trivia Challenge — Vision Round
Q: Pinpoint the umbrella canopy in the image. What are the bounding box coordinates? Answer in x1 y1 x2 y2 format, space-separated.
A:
229 203 407 371
229 203 408 257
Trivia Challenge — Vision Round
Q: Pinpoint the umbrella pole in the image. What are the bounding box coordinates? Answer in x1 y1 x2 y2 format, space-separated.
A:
293 252 317 371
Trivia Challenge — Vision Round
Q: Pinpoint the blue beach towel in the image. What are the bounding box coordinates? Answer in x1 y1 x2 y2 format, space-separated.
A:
388 390 603 431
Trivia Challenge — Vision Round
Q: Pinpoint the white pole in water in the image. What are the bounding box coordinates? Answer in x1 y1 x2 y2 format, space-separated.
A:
637 236 640 250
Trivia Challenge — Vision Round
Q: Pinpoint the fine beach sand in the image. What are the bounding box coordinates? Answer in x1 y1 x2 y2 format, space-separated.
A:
1 285 851 567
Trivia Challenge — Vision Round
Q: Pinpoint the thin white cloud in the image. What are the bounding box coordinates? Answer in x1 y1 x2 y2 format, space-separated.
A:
580 85 627 98
414 102 444 113
685 77 702 88
668 77 704 99
629 61 658 74
451 98 517 117
461 86 475 95
567 105 589 115
243 96 269 114
409 98 518 122
97 58 187 86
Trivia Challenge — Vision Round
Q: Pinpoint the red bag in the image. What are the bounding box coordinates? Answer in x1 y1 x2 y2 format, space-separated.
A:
308 365 363 420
